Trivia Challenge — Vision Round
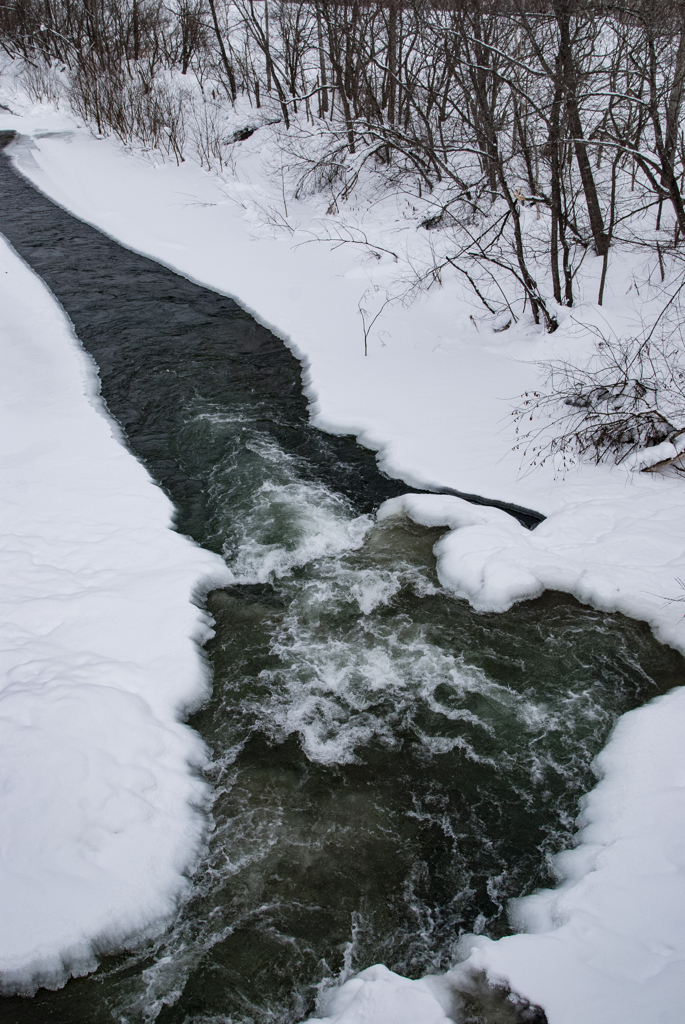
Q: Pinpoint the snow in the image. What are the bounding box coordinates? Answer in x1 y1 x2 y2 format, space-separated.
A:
310 966 453 1024
2 87 685 1022
0 230 230 993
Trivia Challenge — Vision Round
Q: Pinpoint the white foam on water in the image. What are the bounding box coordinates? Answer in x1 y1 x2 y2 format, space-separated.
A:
228 479 372 584
228 510 599 775
183 406 374 584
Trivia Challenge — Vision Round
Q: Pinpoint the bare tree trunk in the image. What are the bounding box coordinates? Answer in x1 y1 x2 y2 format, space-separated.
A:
208 0 236 101
549 63 573 305
555 0 610 256
265 0 271 92
132 0 139 61
649 2 685 234
387 0 397 125
497 154 559 332
316 3 328 115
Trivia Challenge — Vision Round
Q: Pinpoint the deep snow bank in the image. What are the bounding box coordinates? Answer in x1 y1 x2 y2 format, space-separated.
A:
1 93 685 1023
0 235 230 993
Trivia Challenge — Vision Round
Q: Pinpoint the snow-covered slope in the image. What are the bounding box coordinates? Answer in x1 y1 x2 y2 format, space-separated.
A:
0 233 230 993
1 93 685 1022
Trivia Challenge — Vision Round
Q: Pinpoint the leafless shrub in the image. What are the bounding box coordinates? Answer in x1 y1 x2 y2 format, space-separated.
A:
514 325 685 469
294 150 347 199
22 59 63 105
188 97 228 170
69 64 187 161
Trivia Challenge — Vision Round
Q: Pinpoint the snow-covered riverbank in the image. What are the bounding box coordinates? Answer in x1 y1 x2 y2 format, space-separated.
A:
0 210 230 995
1 91 684 1023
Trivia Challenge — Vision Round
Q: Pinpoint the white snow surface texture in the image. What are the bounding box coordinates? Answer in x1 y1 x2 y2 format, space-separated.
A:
0 235 230 992
1 96 685 1023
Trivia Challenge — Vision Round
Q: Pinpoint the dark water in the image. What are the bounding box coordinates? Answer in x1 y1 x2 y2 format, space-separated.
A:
0 133 683 1024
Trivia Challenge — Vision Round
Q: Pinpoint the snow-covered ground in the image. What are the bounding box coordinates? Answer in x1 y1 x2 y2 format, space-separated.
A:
0 169 230 995
1 85 685 1022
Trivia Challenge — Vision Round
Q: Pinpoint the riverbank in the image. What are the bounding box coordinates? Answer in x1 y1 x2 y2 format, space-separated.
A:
0 228 231 995
1 89 685 1023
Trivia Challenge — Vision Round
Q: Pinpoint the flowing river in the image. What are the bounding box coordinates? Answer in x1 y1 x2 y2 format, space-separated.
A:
1 133 683 1024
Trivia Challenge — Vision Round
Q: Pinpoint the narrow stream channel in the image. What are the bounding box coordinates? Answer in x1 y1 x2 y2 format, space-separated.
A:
1 133 683 1024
